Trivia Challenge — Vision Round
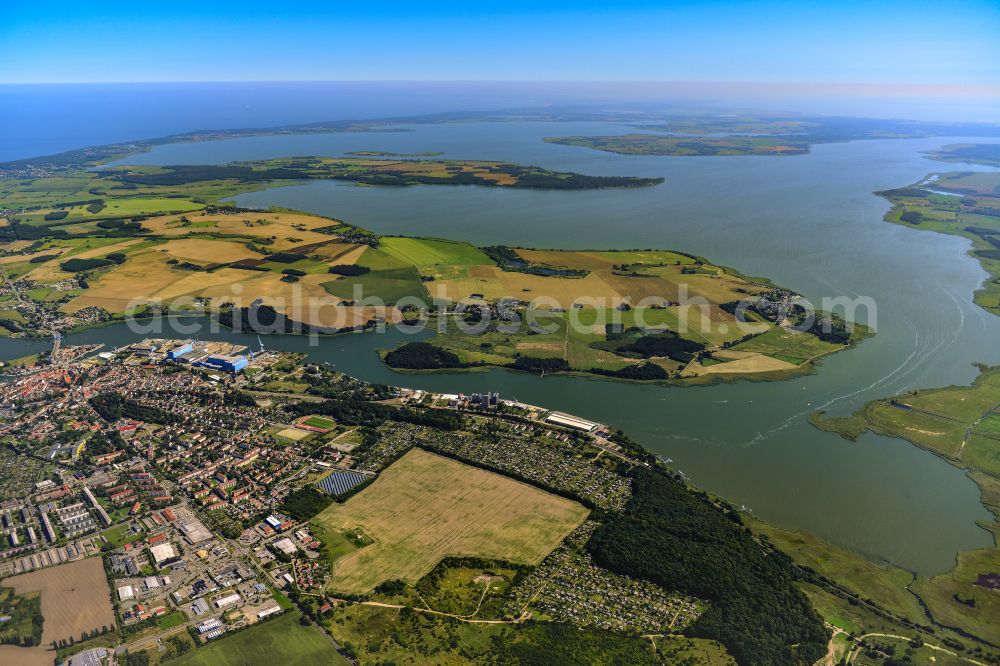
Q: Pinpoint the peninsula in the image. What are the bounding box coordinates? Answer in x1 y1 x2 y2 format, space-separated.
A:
0 131 864 385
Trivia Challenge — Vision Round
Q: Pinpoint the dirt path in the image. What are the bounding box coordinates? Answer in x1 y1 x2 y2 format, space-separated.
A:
958 402 1000 459
358 600 528 624
820 626 846 666
845 632 987 666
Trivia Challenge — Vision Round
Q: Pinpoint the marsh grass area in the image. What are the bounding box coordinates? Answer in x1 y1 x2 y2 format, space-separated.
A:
811 364 1000 645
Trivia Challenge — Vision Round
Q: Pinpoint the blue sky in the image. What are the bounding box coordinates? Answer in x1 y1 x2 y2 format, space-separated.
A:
2 0 999 85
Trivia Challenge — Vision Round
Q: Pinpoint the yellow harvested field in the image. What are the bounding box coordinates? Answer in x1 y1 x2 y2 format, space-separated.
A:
70 239 145 260
517 249 617 271
0 240 36 252
62 251 392 330
688 354 797 376
431 264 624 306
426 259 759 310
142 211 340 251
312 243 367 265
712 350 762 361
282 301 401 329
154 238 263 263
26 239 146 281
1 557 115 657
516 341 563 352
314 448 588 595
0 248 65 265
0 644 52 666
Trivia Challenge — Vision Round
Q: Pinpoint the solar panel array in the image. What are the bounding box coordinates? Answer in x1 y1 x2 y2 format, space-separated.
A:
317 470 368 497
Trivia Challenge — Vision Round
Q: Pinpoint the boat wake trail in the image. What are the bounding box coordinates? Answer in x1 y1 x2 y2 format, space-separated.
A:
741 318 923 447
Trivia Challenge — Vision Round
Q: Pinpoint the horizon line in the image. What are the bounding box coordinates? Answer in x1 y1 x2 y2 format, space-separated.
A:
1 79 998 96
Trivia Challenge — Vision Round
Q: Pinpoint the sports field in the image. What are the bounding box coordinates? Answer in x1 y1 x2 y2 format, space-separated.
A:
163 611 348 666
276 427 312 441
312 448 588 595
302 415 337 430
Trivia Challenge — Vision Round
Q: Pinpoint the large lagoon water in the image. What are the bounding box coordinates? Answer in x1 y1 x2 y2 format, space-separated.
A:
30 122 1000 574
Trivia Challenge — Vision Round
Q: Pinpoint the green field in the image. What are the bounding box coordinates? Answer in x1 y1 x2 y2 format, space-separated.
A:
16 197 204 227
729 326 847 365
302 416 337 429
163 611 348 666
322 266 429 304
156 610 187 630
102 522 145 548
378 237 491 267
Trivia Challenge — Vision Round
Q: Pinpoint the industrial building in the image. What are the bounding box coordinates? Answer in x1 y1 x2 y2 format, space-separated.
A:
149 542 178 567
179 519 213 544
165 341 194 360
198 354 249 373
129 342 158 355
272 538 297 556
197 618 222 634
214 592 240 608
257 604 282 620
543 411 600 433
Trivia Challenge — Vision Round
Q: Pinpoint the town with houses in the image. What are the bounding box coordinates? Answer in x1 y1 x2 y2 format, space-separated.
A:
0 334 709 666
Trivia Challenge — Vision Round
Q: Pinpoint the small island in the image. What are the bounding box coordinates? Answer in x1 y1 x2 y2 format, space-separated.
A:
345 150 444 157
926 143 1000 167
106 156 665 190
545 116 1000 157
545 134 810 156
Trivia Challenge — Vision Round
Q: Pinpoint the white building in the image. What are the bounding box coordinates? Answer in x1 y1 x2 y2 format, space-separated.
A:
272 538 297 555
149 542 177 567
257 604 282 620
117 585 135 601
214 592 240 608
197 618 222 634
543 411 600 432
